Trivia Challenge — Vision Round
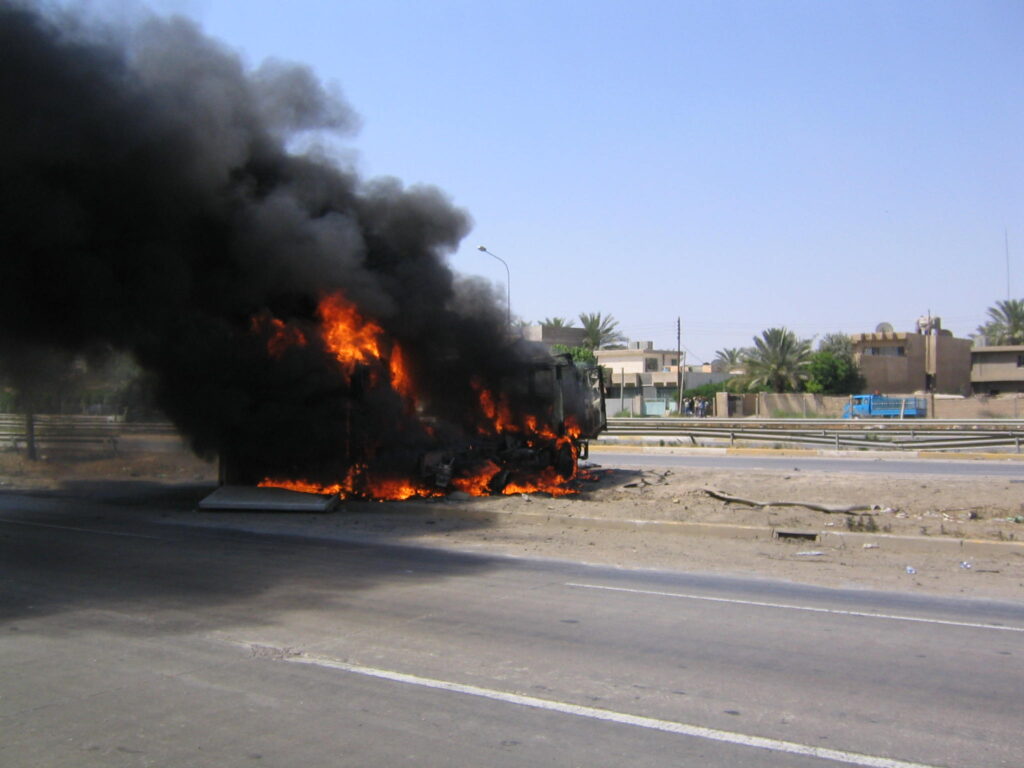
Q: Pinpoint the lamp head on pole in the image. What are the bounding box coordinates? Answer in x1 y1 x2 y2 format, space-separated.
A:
475 245 511 329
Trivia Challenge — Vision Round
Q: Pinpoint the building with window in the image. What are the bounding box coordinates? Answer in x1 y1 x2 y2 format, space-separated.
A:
850 323 971 395
595 342 730 415
970 345 1024 394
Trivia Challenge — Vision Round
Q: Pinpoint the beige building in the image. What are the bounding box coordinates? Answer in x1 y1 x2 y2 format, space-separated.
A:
521 325 587 350
595 343 679 375
595 343 731 415
850 325 972 395
970 345 1024 394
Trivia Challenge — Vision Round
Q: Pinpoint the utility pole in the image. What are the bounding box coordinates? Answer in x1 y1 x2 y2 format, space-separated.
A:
676 318 682 415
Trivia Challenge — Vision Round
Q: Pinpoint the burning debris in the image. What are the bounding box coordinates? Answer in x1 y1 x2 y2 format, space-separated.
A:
0 2 605 498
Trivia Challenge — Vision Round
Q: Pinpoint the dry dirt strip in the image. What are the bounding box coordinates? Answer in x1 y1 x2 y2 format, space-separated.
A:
394 504 1024 559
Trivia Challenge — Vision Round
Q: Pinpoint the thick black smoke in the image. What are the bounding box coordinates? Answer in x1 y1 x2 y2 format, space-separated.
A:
0 2 523 483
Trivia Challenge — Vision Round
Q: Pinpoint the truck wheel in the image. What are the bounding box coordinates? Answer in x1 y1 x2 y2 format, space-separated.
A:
488 470 511 494
554 444 575 479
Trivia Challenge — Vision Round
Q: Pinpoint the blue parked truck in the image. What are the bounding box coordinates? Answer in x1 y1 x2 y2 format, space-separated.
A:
842 394 927 419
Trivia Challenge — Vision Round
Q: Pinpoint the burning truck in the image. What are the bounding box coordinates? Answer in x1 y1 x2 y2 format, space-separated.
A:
222 292 606 500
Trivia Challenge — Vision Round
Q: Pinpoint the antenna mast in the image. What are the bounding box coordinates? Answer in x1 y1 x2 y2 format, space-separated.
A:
1007 228 1012 299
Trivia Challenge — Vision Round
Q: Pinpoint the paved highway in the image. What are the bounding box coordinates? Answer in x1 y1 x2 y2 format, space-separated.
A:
2 487 1022 767
590 450 1024 478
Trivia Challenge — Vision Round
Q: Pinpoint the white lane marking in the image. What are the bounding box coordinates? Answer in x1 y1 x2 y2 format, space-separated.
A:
567 582 1024 633
281 652 939 768
0 518 167 540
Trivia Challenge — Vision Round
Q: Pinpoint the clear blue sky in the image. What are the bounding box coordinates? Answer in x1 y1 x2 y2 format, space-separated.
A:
93 1 1024 360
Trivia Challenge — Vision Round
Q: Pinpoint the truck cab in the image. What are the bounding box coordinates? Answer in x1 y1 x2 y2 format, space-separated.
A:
842 394 927 419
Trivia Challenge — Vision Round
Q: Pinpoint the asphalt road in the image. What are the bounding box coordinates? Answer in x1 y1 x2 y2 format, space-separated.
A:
2 486 1022 767
590 450 1024 478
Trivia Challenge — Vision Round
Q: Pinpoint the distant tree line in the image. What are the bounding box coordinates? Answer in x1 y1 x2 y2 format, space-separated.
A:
715 329 865 395
0 345 162 419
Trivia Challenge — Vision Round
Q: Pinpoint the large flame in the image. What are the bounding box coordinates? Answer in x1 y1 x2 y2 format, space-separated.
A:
318 294 413 400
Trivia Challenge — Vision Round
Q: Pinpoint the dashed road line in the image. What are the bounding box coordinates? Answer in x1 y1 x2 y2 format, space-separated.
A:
566 582 1024 632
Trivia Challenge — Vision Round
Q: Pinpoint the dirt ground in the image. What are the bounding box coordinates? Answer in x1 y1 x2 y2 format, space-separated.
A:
2 440 1023 602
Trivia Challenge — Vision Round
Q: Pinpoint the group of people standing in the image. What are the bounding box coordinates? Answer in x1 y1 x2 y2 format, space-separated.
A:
680 396 710 417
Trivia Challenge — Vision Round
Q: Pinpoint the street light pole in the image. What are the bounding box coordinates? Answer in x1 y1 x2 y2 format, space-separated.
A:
477 245 511 329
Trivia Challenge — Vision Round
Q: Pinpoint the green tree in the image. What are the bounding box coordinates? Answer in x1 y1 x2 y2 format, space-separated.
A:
541 317 573 329
550 344 596 364
682 381 728 399
817 332 853 358
977 299 1024 345
742 327 813 392
804 350 865 394
578 312 625 349
713 348 744 367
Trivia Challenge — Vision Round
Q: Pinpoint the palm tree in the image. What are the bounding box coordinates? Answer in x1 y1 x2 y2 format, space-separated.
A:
742 327 813 392
578 312 625 349
714 348 744 367
541 317 572 329
977 299 1024 345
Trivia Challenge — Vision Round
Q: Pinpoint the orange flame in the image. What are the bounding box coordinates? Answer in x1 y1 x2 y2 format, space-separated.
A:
388 343 415 402
473 379 516 435
319 294 380 370
450 460 502 496
259 465 445 501
251 314 307 358
318 293 415 406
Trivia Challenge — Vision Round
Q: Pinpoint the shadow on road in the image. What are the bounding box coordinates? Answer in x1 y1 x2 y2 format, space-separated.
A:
0 447 648 635
0 480 506 636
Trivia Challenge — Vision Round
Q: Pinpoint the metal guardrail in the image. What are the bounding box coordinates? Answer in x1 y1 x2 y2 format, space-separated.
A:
0 415 180 451
603 418 1024 453
1 415 1020 455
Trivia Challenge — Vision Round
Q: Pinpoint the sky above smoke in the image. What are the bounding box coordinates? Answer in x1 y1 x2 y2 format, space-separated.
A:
0 1 524 481
162 0 1022 362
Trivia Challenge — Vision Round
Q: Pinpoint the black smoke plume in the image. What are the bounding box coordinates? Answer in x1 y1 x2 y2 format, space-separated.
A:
0 2 524 484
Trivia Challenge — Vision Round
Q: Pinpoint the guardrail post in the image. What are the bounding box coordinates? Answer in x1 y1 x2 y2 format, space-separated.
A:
25 413 37 461
834 433 839 451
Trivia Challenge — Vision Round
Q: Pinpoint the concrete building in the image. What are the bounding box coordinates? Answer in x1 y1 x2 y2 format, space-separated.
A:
595 342 678 375
521 325 588 350
850 320 972 395
595 342 730 415
970 345 1024 394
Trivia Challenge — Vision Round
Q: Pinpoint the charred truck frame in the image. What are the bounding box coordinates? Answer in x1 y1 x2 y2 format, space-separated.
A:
219 344 606 499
